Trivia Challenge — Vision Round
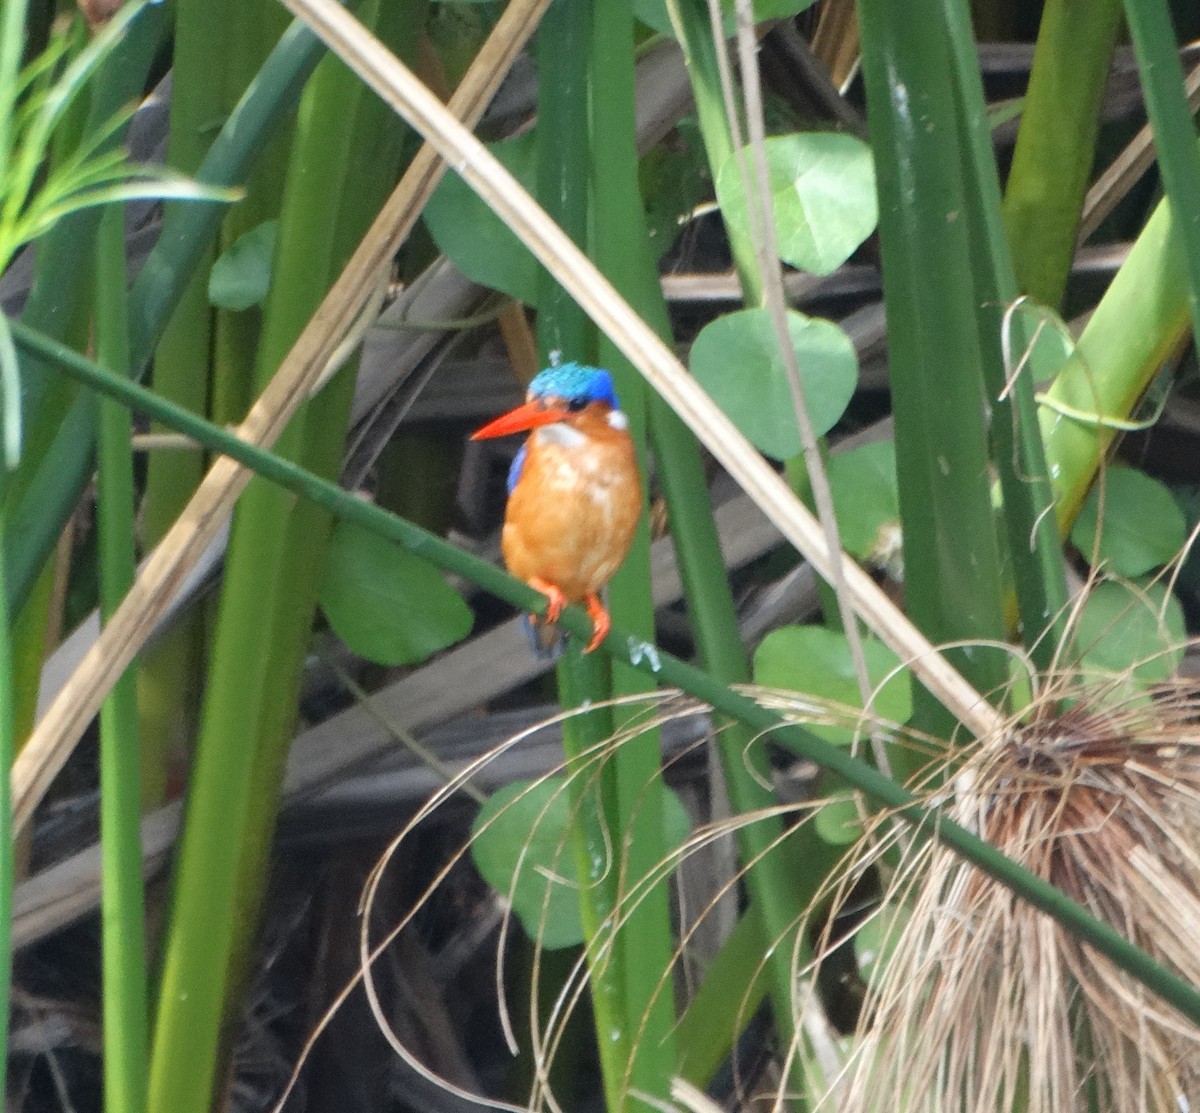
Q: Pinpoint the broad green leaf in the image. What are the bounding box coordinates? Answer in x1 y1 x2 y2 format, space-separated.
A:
319 520 473 665
423 133 539 305
1071 466 1187 576
471 779 584 949
208 219 278 310
1072 579 1185 687
471 778 691 950
715 133 877 275
689 307 857 459
827 441 899 563
753 625 912 744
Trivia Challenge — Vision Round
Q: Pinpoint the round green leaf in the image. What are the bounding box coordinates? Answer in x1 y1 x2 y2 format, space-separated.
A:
855 901 911 991
827 441 899 562
690 307 857 460
1072 579 1185 688
208 219 278 310
715 133 877 275
423 133 539 305
1071 467 1187 576
752 625 912 744
318 520 473 665
471 779 585 950
814 790 863 846
471 778 692 951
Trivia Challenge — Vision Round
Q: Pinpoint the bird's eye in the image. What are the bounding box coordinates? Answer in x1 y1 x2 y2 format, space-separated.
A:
567 397 588 412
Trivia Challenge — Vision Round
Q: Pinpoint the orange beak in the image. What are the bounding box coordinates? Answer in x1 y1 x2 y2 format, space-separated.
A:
471 400 570 440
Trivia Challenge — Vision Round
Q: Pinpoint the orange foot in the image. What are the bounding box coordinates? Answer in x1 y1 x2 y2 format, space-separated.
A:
529 576 567 625
583 593 610 654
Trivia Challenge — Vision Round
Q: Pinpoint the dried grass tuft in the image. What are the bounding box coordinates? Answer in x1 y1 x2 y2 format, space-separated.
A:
836 678 1200 1112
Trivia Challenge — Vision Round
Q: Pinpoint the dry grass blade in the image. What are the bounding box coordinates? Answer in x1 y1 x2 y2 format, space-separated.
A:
13 0 552 832
310 687 883 1113
838 679 1200 1112
1078 60 1200 244
276 0 1003 743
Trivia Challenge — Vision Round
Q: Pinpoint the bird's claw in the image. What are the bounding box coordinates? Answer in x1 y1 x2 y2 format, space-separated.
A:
526 581 609 654
583 594 610 654
530 577 567 624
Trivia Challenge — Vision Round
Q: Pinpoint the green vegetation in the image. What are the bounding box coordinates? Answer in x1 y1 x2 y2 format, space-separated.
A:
4 1 1200 1110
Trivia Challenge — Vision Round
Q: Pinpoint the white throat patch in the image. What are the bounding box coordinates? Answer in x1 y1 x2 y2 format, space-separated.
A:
607 409 629 430
535 423 587 449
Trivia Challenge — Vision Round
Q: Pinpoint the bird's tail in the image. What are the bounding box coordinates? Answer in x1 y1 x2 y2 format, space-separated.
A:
521 613 566 660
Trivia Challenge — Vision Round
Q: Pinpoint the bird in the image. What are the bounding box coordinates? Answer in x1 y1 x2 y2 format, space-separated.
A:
471 362 642 655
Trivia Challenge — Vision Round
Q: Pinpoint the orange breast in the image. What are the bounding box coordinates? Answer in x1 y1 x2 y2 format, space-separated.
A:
501 420 641 602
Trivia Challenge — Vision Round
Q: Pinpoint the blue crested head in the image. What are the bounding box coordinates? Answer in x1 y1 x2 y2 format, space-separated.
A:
527 362 620 410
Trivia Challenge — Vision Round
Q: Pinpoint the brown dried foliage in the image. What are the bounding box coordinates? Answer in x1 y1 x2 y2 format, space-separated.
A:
838 679 1200 1112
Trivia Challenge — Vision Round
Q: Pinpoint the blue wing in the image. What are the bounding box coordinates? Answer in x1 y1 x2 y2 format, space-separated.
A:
506 442 528 495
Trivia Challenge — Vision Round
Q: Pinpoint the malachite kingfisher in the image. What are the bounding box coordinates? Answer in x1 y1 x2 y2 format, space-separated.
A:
471 362 642 655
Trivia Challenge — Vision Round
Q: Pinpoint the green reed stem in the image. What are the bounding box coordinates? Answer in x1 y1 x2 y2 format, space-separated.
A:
857 0 1009 729
589 0 679 1104
25 319 1200 1031
94 204 149 1113
940 0 1071 672
1121 0 1200 343
0 502 13 1113
1002 0 1122 309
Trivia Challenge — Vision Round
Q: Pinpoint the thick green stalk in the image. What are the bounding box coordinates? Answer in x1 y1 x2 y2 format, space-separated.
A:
209 0 294 428
24 319 1200 1028
652 384 831 1076
555 651 626 1113
10 565 54 746
592 0 827 1094
621 0 844 1081
940 0 1070 670
94 205 148 1113
0 503 12 1100
1002 0 1122 308
589 0 678 1105
663 0 763 303
221 0 415 1020
1041 193 1193 530
1122 0 1200 342
535 0 592 362
533 4 638 1103
674 909 769 1086
147 7 409 1108
856 0 1009 724
0 0 17 1011
5 13 327 614
137 0 235 809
